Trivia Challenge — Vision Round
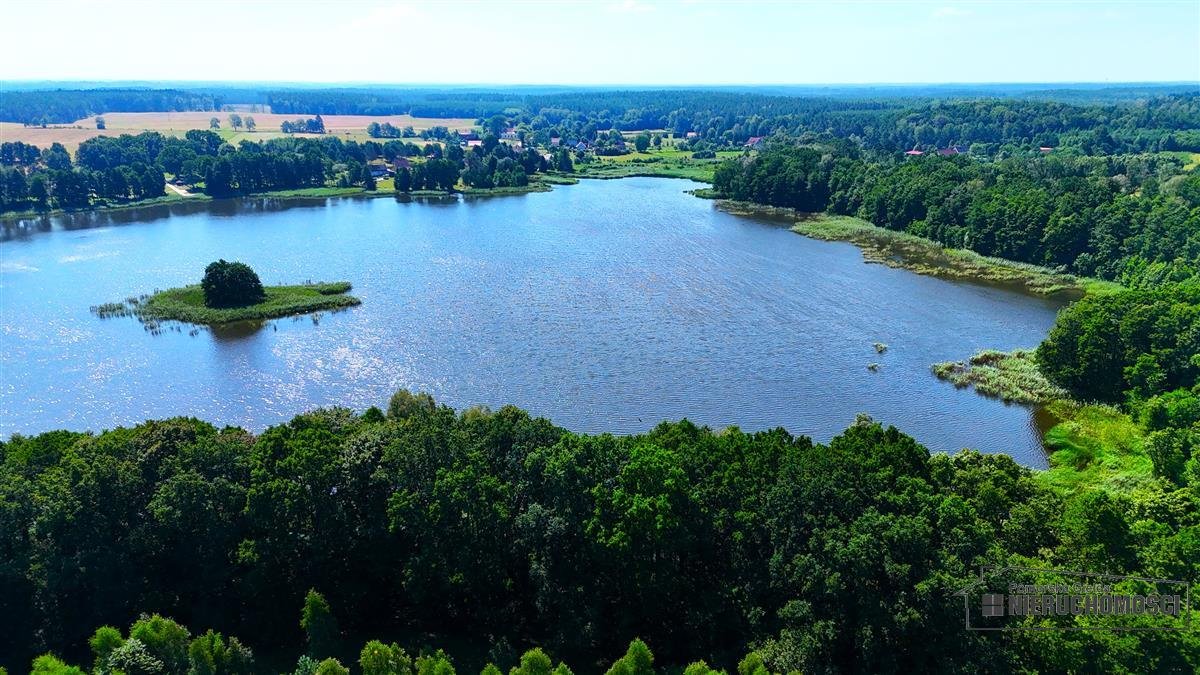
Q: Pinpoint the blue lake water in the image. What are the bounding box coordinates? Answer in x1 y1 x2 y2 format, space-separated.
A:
0 177 1066 466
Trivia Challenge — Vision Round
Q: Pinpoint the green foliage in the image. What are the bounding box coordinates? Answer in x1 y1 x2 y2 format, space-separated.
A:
1038 282 1200 402
604 639 654 675
128 614 190 673
301 589 340 658
736 652 768 675
315 658 351 675
387 388 437 420
30 656 86 675
360 640 411 675
107 638 166 675
90 625 124 669
415 652 456 675
187 629 255 675
201 259 265 308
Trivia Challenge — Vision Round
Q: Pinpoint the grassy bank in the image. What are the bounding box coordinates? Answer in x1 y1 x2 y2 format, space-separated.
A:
94 282 360 326
932 349 1068 404
772 211 1120 297
1037 400 1154 495
459 182 553 197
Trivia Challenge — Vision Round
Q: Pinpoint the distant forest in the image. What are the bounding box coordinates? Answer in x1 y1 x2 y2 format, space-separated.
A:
4 85 1200 154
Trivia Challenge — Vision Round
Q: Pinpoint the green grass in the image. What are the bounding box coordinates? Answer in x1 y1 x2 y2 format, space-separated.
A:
777 212 1121 297
1038 400 1155 496
573 148 735 182
538 173 580 185
458 183 553 197
97 282 361 326
932 349 1068 404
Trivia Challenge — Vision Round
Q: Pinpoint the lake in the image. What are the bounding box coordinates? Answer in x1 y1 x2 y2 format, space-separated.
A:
0 178 1066 467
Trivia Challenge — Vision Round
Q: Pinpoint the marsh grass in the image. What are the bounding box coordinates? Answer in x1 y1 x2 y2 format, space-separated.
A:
92 282 359 327
931 349 1067 404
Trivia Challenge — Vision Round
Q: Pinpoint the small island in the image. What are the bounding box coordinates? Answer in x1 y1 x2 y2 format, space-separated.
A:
93 260 361 326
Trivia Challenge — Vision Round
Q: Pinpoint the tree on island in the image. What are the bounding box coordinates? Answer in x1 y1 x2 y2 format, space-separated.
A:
201 260 265 308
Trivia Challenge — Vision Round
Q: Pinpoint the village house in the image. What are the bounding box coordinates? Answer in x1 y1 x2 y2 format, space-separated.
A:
500 128 519 141
368 163 393 179
744 136 765 149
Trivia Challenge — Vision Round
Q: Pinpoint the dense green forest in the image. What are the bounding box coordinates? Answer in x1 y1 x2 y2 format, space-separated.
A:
5 350 1200 674
713 146 1200 283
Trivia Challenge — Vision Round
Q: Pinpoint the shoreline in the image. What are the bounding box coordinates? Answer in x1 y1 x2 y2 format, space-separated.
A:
716 202 1121 298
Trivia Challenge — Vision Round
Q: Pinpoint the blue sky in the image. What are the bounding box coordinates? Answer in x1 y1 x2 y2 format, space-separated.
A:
1 0 1197 84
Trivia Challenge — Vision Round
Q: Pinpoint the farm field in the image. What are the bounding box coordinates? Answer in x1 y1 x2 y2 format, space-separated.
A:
0 111 476 153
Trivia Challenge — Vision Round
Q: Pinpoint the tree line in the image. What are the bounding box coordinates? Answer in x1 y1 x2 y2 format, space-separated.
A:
712 145 1200 283
6 87 1198 156
3 385 1198 673
0 89 225 126
0 137 164 211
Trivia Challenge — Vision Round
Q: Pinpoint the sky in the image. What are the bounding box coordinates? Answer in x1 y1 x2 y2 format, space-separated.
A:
0 0 1197 85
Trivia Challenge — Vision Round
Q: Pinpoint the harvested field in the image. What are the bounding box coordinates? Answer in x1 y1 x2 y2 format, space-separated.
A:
0 111 476 153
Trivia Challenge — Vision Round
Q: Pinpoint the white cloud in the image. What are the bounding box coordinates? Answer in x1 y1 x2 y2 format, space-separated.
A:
932 5 971 19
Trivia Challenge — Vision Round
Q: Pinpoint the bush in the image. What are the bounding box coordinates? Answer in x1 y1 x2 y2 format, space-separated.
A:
201 259 265 308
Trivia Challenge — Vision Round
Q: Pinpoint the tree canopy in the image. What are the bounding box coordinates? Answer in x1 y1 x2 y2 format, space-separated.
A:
200 259 265 308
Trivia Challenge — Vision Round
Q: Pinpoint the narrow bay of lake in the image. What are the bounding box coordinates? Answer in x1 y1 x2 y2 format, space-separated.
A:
0 177 1066 466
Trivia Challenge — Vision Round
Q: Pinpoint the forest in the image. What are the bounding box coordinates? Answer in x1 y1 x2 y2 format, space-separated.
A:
712 146 1200 283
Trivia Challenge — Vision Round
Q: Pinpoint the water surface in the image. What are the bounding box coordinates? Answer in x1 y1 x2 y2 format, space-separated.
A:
1 178 1065 466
